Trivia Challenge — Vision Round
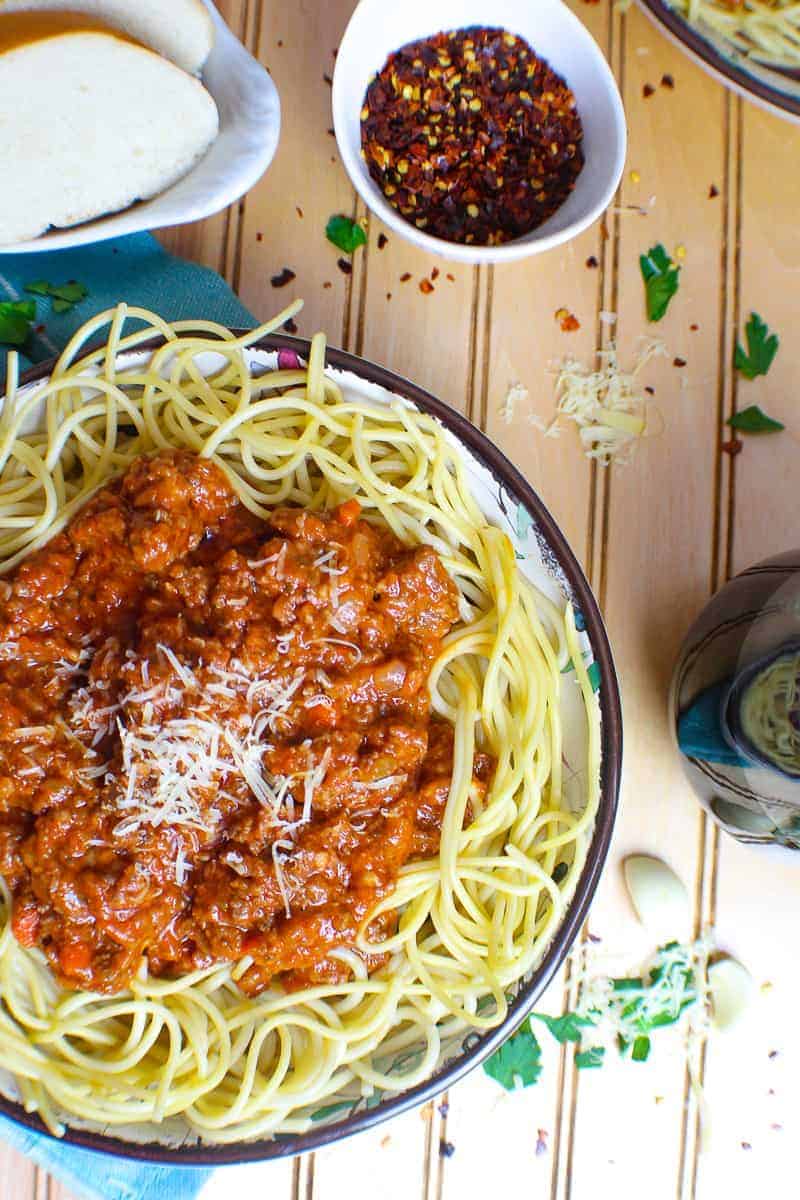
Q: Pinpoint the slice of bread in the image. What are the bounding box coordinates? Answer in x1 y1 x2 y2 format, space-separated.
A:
0 0 214 73
0 14 219 245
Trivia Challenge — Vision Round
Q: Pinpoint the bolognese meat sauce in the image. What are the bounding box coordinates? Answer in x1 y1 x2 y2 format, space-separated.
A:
0 451 491 995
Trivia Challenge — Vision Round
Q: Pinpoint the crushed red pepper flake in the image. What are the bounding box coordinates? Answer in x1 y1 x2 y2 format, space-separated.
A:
419 278 435 294
323 73 332 85
722 438 742 456
431 266 440 280
709 183 720 198
256 232 263 242
661 73 675 88
283 318 298 334
360 27 584 246
296 206 304 218
673 356 687 367
644 386 655 395
400 272 412 282
690 323 699 331
446 272 455 281
386 292 392 300
323 281 332 289
337 258 353 275
643 83 655 98
439 1140 456 1158
270 268 296 288
377 232 388 249
555 307 580 332
535 1129 549 1157
586 255 599 268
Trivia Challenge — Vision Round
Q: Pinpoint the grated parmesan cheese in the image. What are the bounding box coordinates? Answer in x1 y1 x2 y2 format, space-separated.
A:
545 338 668 465
499 382 529 426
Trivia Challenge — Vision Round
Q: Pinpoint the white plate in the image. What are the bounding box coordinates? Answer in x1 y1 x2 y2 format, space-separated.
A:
7 2 281 254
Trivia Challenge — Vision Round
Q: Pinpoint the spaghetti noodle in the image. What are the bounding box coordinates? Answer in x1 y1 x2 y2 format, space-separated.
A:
0 304 601 1144
668 0 800 70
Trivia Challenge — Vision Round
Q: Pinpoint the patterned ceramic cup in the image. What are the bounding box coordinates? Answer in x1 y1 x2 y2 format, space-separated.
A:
671 550 800 850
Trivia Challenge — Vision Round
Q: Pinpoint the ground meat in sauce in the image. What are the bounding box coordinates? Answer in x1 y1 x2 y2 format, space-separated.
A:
0 451 492 996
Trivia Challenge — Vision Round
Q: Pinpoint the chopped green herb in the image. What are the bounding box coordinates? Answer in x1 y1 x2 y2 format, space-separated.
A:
587 661 601 693
551 861 569 885
575 1046 605 1069
24 279 88 314
533 1011 594 1044
734 312 779 380
631 1035 651 1062
483 1021 542 1090
639 244 680 322
727 405 784 434
0 300 36 346
310 1099 353 1122
610 977 644 992
325 215 367 255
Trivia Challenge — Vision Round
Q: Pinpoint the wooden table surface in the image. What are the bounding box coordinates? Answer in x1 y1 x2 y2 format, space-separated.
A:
5 2 799 1197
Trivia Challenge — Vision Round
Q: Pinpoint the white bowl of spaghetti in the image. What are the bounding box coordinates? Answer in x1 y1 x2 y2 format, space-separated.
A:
0 304 620 1162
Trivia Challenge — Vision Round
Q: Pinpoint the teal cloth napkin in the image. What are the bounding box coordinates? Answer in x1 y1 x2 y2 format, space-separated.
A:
0 233 258 1199
0 231 255 376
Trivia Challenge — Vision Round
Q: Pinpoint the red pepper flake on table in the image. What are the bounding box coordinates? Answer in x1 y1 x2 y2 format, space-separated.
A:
555 307 580 332
360 27 584 246
270 268 296 288
643 83 655 98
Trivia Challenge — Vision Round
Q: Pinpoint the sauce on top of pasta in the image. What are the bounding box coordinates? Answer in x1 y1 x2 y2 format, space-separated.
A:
0 451 490 995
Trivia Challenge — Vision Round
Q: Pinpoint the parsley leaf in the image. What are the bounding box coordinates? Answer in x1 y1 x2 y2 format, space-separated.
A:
734 312 779 380
727 405 784 434
587 661 601 693
639 244 680 322
631 1035 651 1062
533 1011 595 1044
575 1046 605 1069
24 279 88 314
325 215 367 255
483 1021 542 1090
0 300 36 345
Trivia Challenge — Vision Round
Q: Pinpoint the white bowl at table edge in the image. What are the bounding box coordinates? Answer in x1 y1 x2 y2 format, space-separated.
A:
3 1 280 254
332 0 626 264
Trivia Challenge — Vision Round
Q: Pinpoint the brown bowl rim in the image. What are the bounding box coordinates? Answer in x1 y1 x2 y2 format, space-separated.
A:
0 333 622 1165
636 0 800 120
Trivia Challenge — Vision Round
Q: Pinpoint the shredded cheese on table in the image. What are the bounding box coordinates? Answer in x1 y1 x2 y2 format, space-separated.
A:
545 338 668 465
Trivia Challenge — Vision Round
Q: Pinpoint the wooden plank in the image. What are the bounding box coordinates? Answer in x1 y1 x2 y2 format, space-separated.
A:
159 0 247 279
311 1106 434 1200
693 98 800 1200
0 1144 35 1200
440 1 611 1192
231 2 358 340
560 9 729 1200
